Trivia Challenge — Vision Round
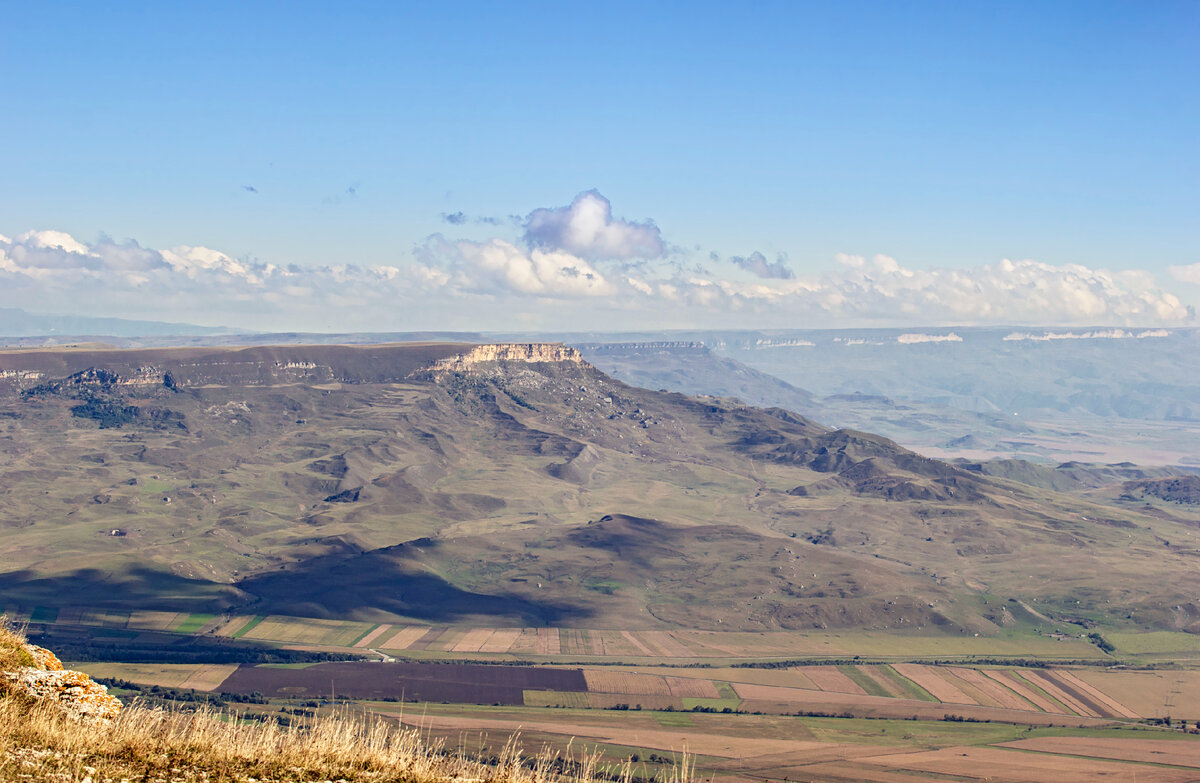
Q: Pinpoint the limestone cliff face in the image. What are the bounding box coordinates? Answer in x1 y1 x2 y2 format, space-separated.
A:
427 343 586 375
1 642 122 725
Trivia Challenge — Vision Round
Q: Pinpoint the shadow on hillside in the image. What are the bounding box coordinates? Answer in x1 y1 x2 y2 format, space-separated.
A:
0 554 586 626
0 566 242 612
236 548 587 625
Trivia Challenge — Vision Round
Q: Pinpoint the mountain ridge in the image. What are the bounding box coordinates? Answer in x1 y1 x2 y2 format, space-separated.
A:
2 342 1199 636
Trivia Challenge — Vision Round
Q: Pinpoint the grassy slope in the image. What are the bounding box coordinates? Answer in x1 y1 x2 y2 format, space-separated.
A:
1 345 1198 637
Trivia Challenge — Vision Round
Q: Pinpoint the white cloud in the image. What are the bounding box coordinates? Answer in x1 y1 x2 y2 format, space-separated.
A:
0 229 428 329
898 333 963 344
453 238 615 297
523 190 665 261
730 251 793 279
1169 262 1200 285
0 194 1195 332
1003 329 1171 342
21 229 94 255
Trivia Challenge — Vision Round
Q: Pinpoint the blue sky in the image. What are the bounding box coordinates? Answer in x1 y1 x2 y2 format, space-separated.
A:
1 1 1197 330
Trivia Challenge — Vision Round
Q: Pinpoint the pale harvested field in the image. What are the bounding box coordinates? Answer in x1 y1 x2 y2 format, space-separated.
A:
947 667 1035 711
628 666 820 691
730 682 1110 726
586 670 719 699
619 631 656 656
890 664 973 705
80 608 130 627
379 626 432 650
240 617 373 646
850 745 1200 782
211 615 255 637
537 628 560 655
771 761 955 783
178 663 239 691
559 629 603 656
126 610 185 631
423 628 464 651
673 631 744 656
583 670 672 695
675 631 1101 659
585 631 642 657
478 629 522 653
504 629 542 655
664 676 719 698
1020 670 1098 717
1000 736 1200 767
984 669 1064 713
393 714 837 759
450 628 495 653
1072 668 1200 718
75 662 204 688
1052 669 1138 718
352 623 391 648
803 665 867 695
640 632 694 658
937 668 1007 708
521 690 590 709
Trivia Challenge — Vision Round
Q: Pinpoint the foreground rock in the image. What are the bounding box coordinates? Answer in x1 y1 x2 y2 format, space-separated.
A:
1 642 122 725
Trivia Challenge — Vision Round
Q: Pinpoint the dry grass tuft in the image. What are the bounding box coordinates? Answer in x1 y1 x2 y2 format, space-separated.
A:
0 620 35 674
0 697 694 783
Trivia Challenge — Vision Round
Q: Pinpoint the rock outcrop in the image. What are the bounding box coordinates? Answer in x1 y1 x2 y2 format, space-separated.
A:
1 642 122 726
425 343 586 376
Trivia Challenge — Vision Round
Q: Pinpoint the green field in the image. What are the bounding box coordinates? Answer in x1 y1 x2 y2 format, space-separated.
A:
172 613 215 634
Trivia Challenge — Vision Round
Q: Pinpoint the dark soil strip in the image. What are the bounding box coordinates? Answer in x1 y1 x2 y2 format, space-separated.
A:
406 627 446 651
219 661 588 705
1040 670 1117 718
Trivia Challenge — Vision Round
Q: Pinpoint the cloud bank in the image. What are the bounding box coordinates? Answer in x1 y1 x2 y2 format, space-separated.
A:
1 192 1195 331
1003 329 1171 342
898 333 963 344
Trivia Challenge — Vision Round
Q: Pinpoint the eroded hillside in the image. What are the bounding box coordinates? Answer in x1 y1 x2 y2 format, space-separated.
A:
2 343 1199 635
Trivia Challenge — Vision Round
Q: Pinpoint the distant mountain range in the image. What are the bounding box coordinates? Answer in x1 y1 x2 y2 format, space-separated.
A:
0 308 237 339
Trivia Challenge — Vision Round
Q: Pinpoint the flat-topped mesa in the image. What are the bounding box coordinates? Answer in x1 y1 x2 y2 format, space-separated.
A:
427 343 587 375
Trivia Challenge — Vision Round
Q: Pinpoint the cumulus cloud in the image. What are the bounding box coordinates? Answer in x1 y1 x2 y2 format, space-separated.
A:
523 190 665 261
416 236 614 298
730 251 794 279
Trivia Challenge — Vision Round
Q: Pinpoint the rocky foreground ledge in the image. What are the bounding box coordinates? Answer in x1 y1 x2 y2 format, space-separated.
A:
1 640 122 726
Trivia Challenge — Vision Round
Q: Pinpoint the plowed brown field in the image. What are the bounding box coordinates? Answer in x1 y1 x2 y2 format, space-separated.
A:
891 663 972 704
839 746 1200 783
804 666 868 695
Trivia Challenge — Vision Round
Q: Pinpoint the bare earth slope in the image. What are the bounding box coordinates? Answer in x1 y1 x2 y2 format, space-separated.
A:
2 343 1199 635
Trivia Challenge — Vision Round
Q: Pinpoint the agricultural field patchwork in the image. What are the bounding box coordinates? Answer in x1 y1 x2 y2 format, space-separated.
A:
77 653 1200 727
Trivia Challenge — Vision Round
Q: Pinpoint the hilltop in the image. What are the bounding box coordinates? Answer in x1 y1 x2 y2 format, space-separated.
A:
1 342 1199 638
